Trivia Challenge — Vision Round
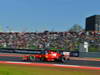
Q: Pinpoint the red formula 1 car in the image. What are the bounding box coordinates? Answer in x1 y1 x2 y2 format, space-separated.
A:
22 50 70 63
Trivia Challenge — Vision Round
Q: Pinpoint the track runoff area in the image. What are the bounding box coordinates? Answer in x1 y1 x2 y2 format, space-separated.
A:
0 53 100 70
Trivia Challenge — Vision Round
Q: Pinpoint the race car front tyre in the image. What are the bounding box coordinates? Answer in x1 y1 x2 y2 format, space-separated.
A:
29 56 36 62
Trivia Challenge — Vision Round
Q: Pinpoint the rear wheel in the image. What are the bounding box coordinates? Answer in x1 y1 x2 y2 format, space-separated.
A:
61 57 66 63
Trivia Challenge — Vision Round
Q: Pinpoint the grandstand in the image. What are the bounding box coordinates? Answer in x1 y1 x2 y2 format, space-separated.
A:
0 31 99 52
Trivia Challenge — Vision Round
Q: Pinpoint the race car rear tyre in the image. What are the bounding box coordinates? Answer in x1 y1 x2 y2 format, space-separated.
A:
61 57 66 63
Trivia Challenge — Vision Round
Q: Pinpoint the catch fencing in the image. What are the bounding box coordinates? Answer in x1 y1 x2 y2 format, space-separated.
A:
79 52 100 58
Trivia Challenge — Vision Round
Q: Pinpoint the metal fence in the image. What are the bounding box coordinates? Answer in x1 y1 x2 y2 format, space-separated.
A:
79 52 100 58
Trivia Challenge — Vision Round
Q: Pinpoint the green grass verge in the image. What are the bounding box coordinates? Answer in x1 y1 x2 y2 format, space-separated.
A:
0 64 100 75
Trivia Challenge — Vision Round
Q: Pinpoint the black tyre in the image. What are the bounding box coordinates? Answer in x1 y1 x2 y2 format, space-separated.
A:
61 57 66 63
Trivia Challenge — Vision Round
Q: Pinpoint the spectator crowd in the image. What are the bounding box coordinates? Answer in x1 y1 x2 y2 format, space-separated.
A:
0 31 99 51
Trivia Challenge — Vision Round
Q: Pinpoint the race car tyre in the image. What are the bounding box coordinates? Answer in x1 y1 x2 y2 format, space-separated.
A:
61 57 66 63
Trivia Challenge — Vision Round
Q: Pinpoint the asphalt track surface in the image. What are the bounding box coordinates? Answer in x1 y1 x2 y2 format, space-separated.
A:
0 55 100 67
